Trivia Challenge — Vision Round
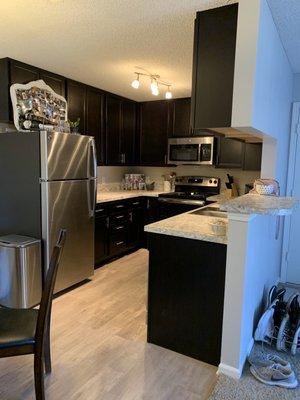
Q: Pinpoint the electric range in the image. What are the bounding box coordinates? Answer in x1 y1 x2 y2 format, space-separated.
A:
157 176 220 219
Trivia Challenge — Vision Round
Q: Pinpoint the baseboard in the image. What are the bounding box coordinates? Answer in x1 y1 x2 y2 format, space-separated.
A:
217 363 242 380
218 337 254 380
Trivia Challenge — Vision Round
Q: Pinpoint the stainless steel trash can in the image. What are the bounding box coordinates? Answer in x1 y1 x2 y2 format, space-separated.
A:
0 235 42 308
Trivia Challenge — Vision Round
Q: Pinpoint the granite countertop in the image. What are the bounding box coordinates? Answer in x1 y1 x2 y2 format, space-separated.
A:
144 210 228 245
97 190 165 203
219 194 298 216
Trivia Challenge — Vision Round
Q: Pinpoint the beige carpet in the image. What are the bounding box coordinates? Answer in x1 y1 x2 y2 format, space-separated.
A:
209 345 300 400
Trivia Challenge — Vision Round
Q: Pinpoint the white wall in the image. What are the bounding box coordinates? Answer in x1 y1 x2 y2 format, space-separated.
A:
220 213 281 378
220 0 294 378
293 74 300 101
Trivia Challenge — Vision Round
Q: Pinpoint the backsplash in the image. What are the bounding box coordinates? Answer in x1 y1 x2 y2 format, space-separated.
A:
97 165 260 195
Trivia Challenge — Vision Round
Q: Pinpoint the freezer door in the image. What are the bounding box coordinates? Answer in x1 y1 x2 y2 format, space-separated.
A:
40 131 97 181
42 179 95 293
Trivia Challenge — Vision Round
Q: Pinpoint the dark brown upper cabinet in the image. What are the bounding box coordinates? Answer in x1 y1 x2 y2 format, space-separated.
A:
169 98 191 137
86 87 105 165
10 59 39 86
39 69 66 97
121 100 137 165
215 138 262 170
105 95 137 165
243 143 262 171
139 100 172 166
0 58 65 122
215 137 244 169
106 94 122 165
191 4 238 133
66 79 86 134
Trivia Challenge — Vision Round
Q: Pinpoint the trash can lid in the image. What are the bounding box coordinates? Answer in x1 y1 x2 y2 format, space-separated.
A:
0 235 40 248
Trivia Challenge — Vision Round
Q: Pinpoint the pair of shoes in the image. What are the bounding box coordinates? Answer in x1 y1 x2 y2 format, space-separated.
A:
254 286 286 344
248 352 291 369
277 293 300 355
250 363 298 389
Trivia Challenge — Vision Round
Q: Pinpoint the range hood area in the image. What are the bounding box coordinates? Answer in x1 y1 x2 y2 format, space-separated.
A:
190 3 263 144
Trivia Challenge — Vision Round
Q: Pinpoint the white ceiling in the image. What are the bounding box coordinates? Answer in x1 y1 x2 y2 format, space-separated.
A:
0 0 235 101
268 0 300 73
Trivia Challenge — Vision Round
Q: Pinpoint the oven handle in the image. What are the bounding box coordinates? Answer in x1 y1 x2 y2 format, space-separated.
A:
158 198 205 206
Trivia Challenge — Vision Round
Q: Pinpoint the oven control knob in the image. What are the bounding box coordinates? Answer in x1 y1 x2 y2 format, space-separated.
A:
209 179 212 184
214 180 218 184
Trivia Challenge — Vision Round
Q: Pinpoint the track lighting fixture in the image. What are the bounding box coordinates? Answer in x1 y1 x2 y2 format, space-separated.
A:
131 70 172 98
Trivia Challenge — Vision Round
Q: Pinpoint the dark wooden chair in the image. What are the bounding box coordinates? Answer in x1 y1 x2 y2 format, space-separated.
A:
0 229 67 400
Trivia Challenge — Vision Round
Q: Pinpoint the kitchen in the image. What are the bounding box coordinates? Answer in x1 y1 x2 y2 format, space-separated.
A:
0 0 300 399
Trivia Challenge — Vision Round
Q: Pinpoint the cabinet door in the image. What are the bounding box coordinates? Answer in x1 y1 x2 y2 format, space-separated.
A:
170 98 191 137
140 100 170 165
216 137 244 169
86 88 105 165
94 215 109 266
66 80 86 134
122 100 137 165
106 94 122 165
191 5 238 131
243 143 262 171
39 70 66 96
128 207 143 248
10 60 39 85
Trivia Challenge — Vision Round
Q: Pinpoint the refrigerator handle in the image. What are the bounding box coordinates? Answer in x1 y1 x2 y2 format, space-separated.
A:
88 139 97 179
87 179 96 218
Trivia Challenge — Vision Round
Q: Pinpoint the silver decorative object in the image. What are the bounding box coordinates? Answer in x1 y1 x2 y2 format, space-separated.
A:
10 80 68 131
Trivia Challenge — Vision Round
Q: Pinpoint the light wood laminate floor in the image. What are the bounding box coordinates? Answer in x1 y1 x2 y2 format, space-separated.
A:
0 249 217 400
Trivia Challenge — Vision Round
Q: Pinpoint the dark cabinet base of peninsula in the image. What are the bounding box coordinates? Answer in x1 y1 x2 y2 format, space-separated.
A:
147 233 227 366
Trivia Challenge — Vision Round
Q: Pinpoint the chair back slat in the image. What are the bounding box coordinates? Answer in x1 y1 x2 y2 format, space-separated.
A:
35 229 66 350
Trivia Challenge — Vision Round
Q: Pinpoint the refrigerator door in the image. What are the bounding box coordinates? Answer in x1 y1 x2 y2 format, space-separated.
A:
40 131 97 181
41 179 95 293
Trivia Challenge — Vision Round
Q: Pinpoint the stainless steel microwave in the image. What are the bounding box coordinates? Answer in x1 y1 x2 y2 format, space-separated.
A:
167 137 215 165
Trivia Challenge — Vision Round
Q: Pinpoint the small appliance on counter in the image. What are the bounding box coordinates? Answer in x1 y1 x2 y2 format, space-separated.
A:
158 176 220 219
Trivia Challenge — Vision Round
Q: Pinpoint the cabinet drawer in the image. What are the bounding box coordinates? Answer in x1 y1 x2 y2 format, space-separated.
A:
109 201 127 213
110 223 127 235
109 233 127 255
128 198 145 209
95 204 108 217
110 212 127 225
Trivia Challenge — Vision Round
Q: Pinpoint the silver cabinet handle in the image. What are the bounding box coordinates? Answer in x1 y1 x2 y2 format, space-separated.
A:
116 204 124 208
116 241 124 246
115 215 124 219
132 202 140 205
115 225 124 230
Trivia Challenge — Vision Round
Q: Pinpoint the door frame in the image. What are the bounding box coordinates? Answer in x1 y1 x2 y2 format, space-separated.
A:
280 102 300 283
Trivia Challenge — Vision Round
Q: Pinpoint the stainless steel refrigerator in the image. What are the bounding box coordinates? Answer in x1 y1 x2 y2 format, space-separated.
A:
0 131 96 293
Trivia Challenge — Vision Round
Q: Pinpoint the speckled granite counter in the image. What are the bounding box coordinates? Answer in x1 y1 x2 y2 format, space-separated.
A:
145 211 228 244
97 190 165 203
219 194 298 216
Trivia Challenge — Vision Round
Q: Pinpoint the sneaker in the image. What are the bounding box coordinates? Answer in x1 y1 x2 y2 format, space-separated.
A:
250 364 298 389
254 308 275 344
291 325 300 356
248 352 291 369
276 294 298 352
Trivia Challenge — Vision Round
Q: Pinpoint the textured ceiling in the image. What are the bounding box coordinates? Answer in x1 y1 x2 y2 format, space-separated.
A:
268 0 300 73
0 0 236 101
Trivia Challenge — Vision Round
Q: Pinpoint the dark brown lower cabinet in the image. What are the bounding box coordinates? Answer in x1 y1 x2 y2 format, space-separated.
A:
147 233 227 366
94 210 109 266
